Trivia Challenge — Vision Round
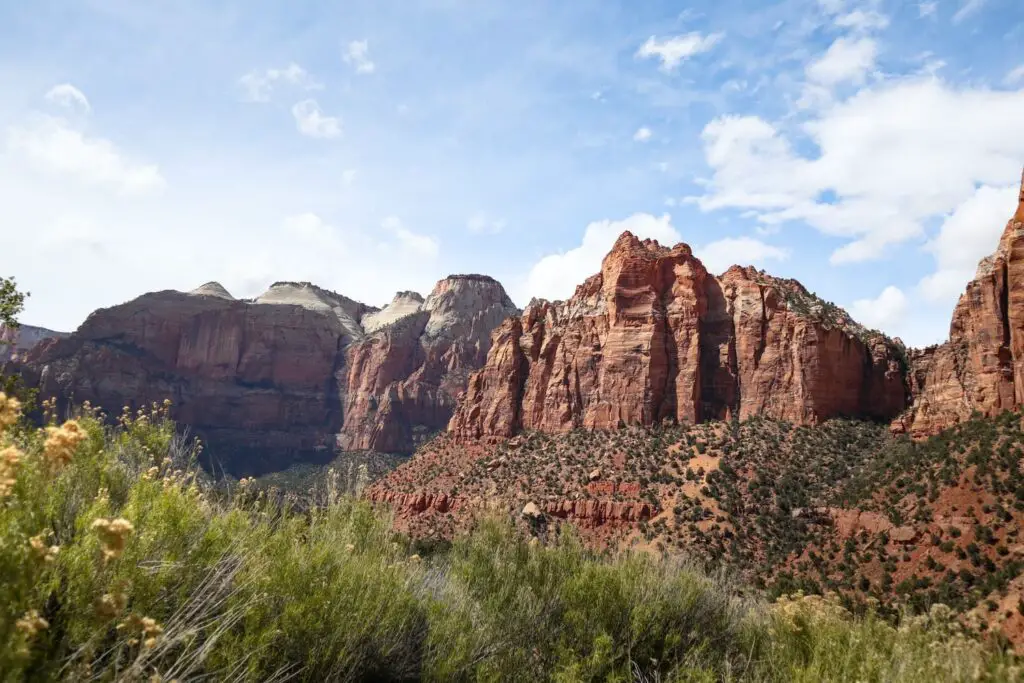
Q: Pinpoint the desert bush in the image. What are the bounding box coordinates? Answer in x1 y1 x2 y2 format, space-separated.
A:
0 394 1019 682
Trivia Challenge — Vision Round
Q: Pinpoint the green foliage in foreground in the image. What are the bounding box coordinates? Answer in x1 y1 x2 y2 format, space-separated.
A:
0 404 1020 682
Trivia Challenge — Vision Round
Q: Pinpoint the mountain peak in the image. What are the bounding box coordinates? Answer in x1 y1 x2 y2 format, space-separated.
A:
189 282 234 300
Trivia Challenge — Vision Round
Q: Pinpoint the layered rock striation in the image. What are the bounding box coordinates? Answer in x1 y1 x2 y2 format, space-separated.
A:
14 277 518 474
21 284 350 474
0 324 67 362
894 170 1024 436
450 232 908 440
339 276 519 452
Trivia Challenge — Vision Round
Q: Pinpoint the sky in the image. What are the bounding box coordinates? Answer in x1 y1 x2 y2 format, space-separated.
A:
0 0 1022 348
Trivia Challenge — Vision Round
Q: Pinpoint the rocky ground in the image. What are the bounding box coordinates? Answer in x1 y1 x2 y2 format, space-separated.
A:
368 410 1024 649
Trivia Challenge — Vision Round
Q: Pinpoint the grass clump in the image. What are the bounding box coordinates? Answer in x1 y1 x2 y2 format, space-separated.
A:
0 394 1019 681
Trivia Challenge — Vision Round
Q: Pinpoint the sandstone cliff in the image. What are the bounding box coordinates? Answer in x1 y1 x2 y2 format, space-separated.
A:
339 276 519 452
894 170 1024 436
449 232 908 440
0 323 67 362
21 283 350 475
14 277 518 474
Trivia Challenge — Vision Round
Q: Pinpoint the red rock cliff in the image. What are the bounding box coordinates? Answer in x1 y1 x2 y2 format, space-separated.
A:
894 169 1024 436
22 284 349 475
13 276 519 473
339 276 519 452
450 232 908 439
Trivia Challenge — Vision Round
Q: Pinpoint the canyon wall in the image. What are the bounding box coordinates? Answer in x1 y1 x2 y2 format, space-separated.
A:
893 170 1024 436
14 277 518 474
449 232 908 440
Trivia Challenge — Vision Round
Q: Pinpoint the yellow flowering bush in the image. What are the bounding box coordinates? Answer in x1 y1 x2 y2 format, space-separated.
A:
41 419 87 470
0 391 21 430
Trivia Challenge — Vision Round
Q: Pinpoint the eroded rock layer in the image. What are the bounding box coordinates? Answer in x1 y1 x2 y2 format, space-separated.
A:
339 276 519 452
13 277 518 474
20 287 349 475
893 170 1024 436
450 232 909 440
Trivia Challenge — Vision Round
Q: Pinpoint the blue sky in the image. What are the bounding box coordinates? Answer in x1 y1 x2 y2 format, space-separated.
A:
1 0 1022 347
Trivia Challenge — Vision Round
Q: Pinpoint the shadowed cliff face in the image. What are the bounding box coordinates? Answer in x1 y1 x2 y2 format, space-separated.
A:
339 275 520 452
21 289 349 476
0 324 67 362
894 169 1024 437
449 232 909 440
12 277 519 476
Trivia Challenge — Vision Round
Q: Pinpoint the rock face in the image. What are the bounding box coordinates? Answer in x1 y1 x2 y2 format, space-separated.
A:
894 170 1024 437
450 232 908 439
22 284 350 475
0 324 67 362
339 276 519 452
14 277 518 474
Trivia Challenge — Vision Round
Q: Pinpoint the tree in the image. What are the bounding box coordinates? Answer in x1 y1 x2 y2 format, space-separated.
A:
0 277 36 412
0 276 27 333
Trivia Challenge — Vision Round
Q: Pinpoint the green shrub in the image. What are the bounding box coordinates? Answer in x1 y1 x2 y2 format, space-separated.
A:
0 396 1019 682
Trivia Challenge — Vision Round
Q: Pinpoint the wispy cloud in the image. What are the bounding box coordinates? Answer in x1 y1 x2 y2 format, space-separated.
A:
467 211 506 235
291 99 341 139
8 114 164 194
238 63 322 103
806 37 878 86
1005 64 1024 85
635 32 723 71
344 40 376 74
952 0 987 23
44 84 91 113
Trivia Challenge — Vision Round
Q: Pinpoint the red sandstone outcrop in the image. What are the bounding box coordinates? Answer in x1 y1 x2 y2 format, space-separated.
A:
0 324 67 362
894 170 1024 437
338 276 519 452
12 276 517 473
20 285 349 474
364 488 654 527
450 232 908 439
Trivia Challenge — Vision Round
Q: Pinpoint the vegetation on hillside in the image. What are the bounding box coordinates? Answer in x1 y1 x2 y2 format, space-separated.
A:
0 396 1020 681
377 412 1024 647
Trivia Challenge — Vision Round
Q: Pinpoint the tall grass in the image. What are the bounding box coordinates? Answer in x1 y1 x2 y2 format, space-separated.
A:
0 395 1019 682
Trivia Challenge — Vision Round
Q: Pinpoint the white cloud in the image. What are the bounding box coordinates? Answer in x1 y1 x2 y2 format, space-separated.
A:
44 84 90 113
917 184 1018 304
849 286 909 331
918 1 938 17
834 10 890 32
1005 65 1024 85
341 169 357 186
467 211 506 235
7 114 165 194
382 215 439 258
952 0 986 23
291 99 341 139
693 78 1024 266
633 126 653 142
238 63 321 103
695 236 790 274
343 40 375 74
806 37 877 86
525 213 681 301
636 32 723 71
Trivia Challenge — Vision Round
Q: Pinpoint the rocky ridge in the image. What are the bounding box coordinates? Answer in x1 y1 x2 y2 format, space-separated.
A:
448 231 907 441
893 169 1024 436
13 276 518 474
0 323 67 362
